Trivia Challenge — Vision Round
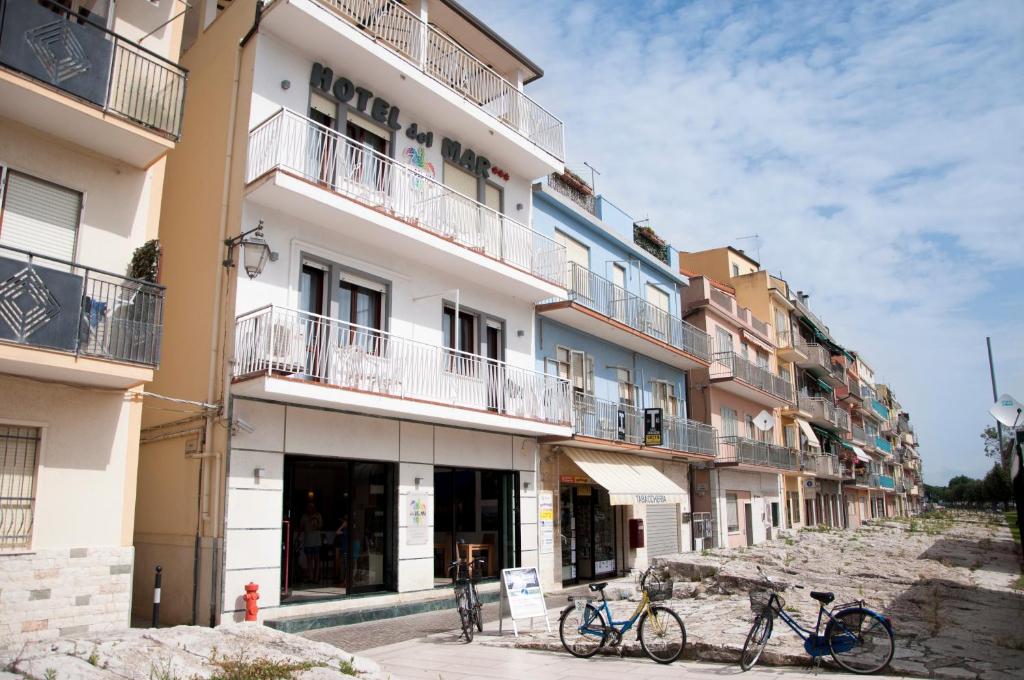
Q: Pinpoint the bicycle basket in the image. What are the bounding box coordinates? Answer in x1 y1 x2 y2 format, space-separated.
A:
749 589 782 612
646 577 674 602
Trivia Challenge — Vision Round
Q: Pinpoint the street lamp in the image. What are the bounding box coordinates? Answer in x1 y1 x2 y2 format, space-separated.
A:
224 220 275 279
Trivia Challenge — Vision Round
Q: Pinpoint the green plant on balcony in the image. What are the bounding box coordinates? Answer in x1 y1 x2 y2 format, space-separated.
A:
127 239 161 283
556 169 593 196
633 222 670 264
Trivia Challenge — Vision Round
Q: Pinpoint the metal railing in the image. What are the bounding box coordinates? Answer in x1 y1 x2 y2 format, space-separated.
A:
829 360 847 385
547 173 596 215
872 398 890 420
573 393 641 445
661 413 717 456
0 244 164 366
860 383 876 402
0 425 39 549
851 425 866 444
691 511 714 541
710 352 793 402
875 436 893 454
565 263 711 362
247 109 566 286
717 436 800 470
0 0 186 139
233 305 572 425
803 397 850 430
794 336 830 370
812 454 843 478
318 0 564 159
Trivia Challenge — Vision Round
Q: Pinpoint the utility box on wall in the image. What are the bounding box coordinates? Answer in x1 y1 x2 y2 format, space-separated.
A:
628 518 645 549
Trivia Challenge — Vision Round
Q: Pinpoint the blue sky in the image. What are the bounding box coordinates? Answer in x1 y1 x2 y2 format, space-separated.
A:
462 0 1024 485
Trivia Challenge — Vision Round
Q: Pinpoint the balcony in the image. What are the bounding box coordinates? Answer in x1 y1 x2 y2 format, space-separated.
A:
844 376 864 404
879 475 896 490
565 393 717 457
871 398 890 420
0 244 163 388
538 263 711 369
853 473 880 489
232 305 572 436
808 454 844 479
260 0 563 170
875 437 893 454
793 337 831 374
547 172 596 216
704 284 773 340
246 109 566 300
850 424 866 445
0 0 186 166
710 352 793 406
803 397 850 432
775 329 807 363
717 436 800 471
825 359 847 388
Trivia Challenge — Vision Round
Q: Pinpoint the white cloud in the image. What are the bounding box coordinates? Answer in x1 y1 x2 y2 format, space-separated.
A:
463 0 1024 484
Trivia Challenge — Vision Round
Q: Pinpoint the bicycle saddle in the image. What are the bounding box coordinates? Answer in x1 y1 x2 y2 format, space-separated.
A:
588 582 608 592
810 590 835 604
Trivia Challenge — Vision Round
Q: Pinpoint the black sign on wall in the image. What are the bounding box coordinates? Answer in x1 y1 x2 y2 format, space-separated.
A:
617 409 626 441
644 408 663 446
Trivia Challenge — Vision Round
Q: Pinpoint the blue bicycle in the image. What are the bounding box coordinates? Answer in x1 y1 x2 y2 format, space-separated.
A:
741 566 895 674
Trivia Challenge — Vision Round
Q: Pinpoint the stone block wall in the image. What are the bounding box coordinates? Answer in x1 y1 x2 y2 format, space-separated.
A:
0 546 133 647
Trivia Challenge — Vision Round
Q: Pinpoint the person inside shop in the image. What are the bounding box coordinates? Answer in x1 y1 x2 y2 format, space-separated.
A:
299 501 323 584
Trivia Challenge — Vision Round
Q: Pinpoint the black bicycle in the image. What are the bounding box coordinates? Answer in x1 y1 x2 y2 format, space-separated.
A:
449 556 485 642
741 566 895 674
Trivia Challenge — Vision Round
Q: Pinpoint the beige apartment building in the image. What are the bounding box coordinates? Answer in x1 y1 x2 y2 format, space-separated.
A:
0 0 186 645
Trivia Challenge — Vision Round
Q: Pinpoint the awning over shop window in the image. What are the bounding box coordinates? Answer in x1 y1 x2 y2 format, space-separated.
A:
842 441 871 462
564 448 687 505
796 419 820 448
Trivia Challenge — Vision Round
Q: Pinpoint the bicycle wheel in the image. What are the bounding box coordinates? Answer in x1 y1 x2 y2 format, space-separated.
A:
475 603 484 632
559 602 607 658
638 605 686 664
456 589 474 642
740 610 773 671
826 607 894 674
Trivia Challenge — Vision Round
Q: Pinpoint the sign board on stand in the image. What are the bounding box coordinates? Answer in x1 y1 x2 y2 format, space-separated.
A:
498 567 551 636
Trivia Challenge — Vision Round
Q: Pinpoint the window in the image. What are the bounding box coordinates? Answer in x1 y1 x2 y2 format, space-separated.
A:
746 414 756 439
443 306 476 355
0 425 40 549
716 328 733 355
774 308 789 345
546 346 592 397
615 367 636 406
484 183 503 213
726 493 739 532
444 162 478 200
646 283 669 311
611 263 626 290
652 381 678 417
755 351 769 370
721 406 738 437
555 229 590 281
771 502 780 528
784 424 797 449
731 263 740 277
0 169 81 263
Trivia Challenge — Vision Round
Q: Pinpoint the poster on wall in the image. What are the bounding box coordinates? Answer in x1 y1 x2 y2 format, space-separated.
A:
498 566 551 636
538 492 554 555
406 492 429 545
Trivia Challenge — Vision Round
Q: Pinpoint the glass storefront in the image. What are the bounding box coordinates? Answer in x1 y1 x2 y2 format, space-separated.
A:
433 467 520 585
560 484 617 583
281 456 396 604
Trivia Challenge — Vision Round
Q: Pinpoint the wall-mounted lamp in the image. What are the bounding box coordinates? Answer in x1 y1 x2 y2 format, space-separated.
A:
516 329 525 337
254 467 267 484
281 79 291 90
414 476 423 489
523 481 532 491
224 220 276 279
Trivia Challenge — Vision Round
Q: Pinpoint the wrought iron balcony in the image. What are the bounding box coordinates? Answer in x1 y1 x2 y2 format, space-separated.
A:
710 351 793 403
314 0 563 159
562 262 712 363
0 0 186 139
570 393 717 456
233 305 572 426
0 244 163 367
717 435 800 470
661 413 718 456
247 109 566 286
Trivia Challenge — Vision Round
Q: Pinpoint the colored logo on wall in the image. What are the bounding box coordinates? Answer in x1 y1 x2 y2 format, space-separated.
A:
404 146 435 187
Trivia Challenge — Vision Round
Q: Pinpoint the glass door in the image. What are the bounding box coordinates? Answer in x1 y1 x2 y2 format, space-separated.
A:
559 486 576 582
349 462 394 593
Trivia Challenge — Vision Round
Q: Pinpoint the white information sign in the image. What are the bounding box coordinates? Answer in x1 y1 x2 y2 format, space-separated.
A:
538 491 554 555
498 566 551 636
405 492 429 546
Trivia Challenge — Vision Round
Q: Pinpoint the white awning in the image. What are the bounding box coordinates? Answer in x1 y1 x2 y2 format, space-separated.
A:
565 448 686 505
796 419 820 448
848 444 870 462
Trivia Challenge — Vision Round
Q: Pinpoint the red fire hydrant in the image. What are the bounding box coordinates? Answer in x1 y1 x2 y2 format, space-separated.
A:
243 582 260 621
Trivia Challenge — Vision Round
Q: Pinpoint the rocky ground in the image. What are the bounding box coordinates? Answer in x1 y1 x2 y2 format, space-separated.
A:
478 511 1024 680
0 623 386 680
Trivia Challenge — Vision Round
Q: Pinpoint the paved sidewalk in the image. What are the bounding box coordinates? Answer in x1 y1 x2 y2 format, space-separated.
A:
364 635 910 680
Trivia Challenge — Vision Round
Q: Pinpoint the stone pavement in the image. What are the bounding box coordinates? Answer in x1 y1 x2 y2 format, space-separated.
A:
364 634 916 680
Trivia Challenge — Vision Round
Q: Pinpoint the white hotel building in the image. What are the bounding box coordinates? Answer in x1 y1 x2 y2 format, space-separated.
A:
134 0 573 629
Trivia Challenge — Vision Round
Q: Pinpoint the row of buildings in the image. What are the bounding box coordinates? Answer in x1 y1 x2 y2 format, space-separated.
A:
0 0 923 644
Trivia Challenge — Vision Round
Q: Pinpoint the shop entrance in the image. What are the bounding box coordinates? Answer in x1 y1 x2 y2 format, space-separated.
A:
433 467 519 586
281 456 395 604
560 485 617 584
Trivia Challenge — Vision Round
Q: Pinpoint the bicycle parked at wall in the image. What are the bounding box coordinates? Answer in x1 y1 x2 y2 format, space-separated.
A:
558 566 686 664
741 566 895 674
449 556 485 642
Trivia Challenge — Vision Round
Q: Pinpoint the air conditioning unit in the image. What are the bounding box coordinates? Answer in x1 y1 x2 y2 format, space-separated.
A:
265 319 306 372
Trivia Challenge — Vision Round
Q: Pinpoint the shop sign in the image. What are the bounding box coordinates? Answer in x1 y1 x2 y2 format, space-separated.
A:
405 492 430 545
616 409 626 441
805 479 815 489
634 494 669 504
538 491 554 555
644 408 663 446
560 474 590 485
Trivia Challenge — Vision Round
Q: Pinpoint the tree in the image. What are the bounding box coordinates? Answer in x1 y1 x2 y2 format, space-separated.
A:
981 426 1014 469
982 463 1012 505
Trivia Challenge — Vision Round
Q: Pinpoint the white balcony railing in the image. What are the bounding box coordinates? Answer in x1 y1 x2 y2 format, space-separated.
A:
234 305 572 426
717 436 800 470
317 0 564 159
247 109 567 286
571 393 718 456
565 263 712 363
794 336 830 370
710 352 793 402
804 397 850 431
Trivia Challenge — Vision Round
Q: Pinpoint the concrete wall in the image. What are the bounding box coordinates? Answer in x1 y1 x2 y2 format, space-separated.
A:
713 468 782 548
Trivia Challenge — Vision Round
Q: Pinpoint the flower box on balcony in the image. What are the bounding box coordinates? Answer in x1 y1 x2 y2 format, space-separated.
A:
556 169 593 196
633 223 670 265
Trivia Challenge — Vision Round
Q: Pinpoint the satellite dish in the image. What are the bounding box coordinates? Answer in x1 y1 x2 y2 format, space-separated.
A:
753 410 775 432
989 393 1024 428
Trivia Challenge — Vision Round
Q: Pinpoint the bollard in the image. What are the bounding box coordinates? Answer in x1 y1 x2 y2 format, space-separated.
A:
243 582 260 622
152 565 162 628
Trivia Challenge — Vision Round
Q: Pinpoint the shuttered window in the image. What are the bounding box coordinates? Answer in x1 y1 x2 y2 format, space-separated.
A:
0 170 81 262
646 503 680 557
443 162 477 199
